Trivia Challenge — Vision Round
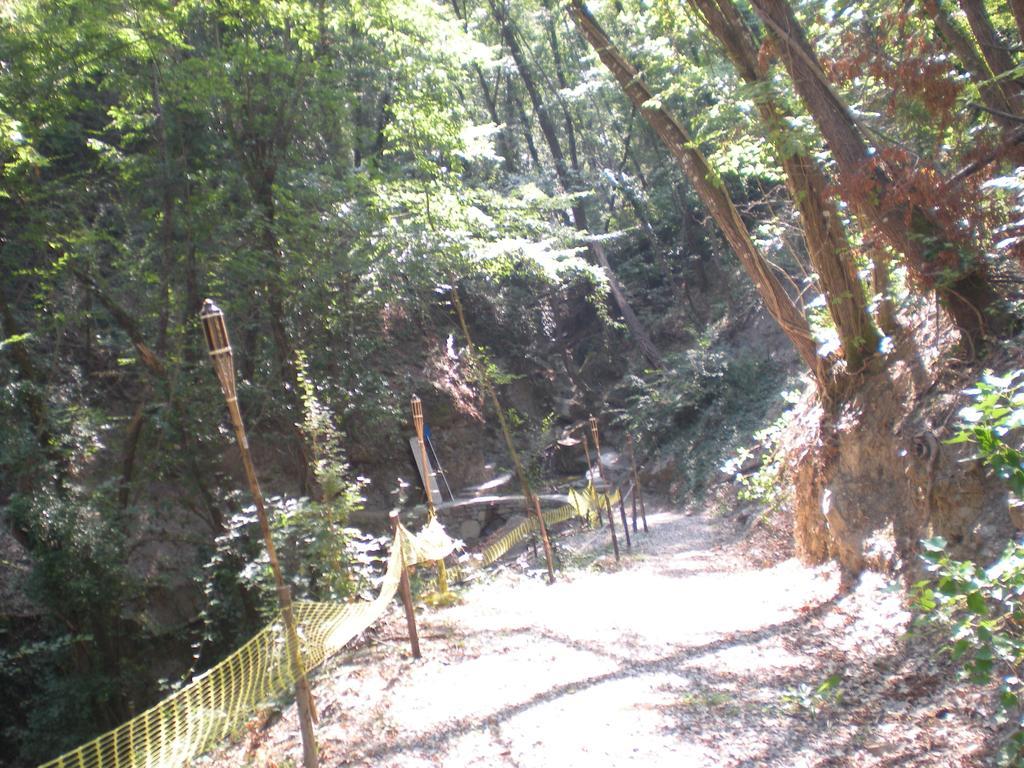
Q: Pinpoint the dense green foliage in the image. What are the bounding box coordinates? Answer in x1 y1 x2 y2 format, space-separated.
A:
916 370 1024 765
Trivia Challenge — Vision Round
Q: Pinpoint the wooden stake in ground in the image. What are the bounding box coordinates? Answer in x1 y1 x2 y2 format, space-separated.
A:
411 395 448 595
630 481 639 533
589 415 620 562
580 430 601 526
627 434 648 533
452 286 555 584
618 491 632 551
200 299 319 768
389 510 421 659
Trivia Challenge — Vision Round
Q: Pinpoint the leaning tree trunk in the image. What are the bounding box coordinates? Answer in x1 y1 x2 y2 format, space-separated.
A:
71 267 226 532
748 0 1009 345
490 0 664 369
1009 0 1024 47
920 0 1023 132
690 0 879 372
958 0 1024 114
566 0 824 385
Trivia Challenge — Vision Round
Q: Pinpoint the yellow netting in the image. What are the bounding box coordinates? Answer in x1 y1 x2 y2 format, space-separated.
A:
37 519 456 768
37 489 623 768
480 486 620 566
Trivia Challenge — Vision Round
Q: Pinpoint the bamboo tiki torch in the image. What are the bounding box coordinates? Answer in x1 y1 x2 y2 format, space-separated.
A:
589 415 630 548
580 431 601 527
411 395 448 594
200 300 319 768
589 415 620 562
452 286 555 584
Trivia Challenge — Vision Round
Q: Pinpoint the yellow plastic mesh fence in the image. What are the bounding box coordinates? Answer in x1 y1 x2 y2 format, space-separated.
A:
480 486 620 566
36 519 456 768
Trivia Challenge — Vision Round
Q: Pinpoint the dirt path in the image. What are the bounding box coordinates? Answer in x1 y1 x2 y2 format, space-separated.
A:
214 505 999 767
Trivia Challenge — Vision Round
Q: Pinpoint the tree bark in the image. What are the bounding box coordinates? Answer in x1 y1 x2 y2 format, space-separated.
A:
151 66 175 357
255 188 314 495
0 287 66 511
567 0 823 383
491 0 664 368
749 0 1008 344
119 401 146 510
71 268 225 532
1010 0 1024 46
920 0 1023 131
870 249 899 334
450 0 519 172
507 78 543 169
689 0 879 370
958 0 1024 111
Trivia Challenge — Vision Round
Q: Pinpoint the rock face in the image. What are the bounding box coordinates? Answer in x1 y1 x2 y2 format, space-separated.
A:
789 333 1015 575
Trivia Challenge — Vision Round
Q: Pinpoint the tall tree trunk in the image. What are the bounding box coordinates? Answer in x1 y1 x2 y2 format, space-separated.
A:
748 0 1009 344
958 0 1024 111
689 0 879 370
1009 0 1024 46
0 288 67 529
920 0 1023 130
151 67 175 357
542 0 581 172
491 0 664 368
71 268 226 532
567 0 824 385
507 79 543 169
450 0 519 172
254 185 314 495
119 401 146 510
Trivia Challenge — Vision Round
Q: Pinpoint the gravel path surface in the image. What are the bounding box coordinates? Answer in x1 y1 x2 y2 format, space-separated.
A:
212 504 1000 767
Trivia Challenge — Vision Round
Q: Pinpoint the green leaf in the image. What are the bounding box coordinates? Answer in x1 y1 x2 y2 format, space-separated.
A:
966 591 988 615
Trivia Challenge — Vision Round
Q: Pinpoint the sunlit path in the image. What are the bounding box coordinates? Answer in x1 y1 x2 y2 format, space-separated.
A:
208 505 993 768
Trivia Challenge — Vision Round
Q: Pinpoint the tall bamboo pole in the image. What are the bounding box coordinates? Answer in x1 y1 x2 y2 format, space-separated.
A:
199 300 318 768
581 431 595 487
627 434 648 533
590 414 620 562
411 395 448 594
452 287 555 584
588 415 607 486
580 431 600 526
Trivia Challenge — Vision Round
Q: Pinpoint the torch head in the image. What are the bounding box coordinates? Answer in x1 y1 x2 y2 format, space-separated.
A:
200 299 236 398
200 299 231 357
411 394 424 431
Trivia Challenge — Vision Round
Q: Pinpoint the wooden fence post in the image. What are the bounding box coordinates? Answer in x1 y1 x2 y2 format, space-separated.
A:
390 511 421 659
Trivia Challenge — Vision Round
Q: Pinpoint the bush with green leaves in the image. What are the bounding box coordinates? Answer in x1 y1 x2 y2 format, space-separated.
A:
723 407 797 522
948 370 1024 502
913 369 1024 765
623 340 792 498
915 537 1024 765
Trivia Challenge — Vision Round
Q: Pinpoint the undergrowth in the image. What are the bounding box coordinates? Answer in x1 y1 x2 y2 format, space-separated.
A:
913 370 1024 766
622 340 796 500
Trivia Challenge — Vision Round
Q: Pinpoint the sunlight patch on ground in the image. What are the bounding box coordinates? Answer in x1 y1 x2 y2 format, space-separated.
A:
495 674 717 768
686 635 815 675
386 640 621 728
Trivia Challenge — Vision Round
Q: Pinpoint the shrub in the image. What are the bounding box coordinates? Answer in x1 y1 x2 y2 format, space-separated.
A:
913 369 1024 765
